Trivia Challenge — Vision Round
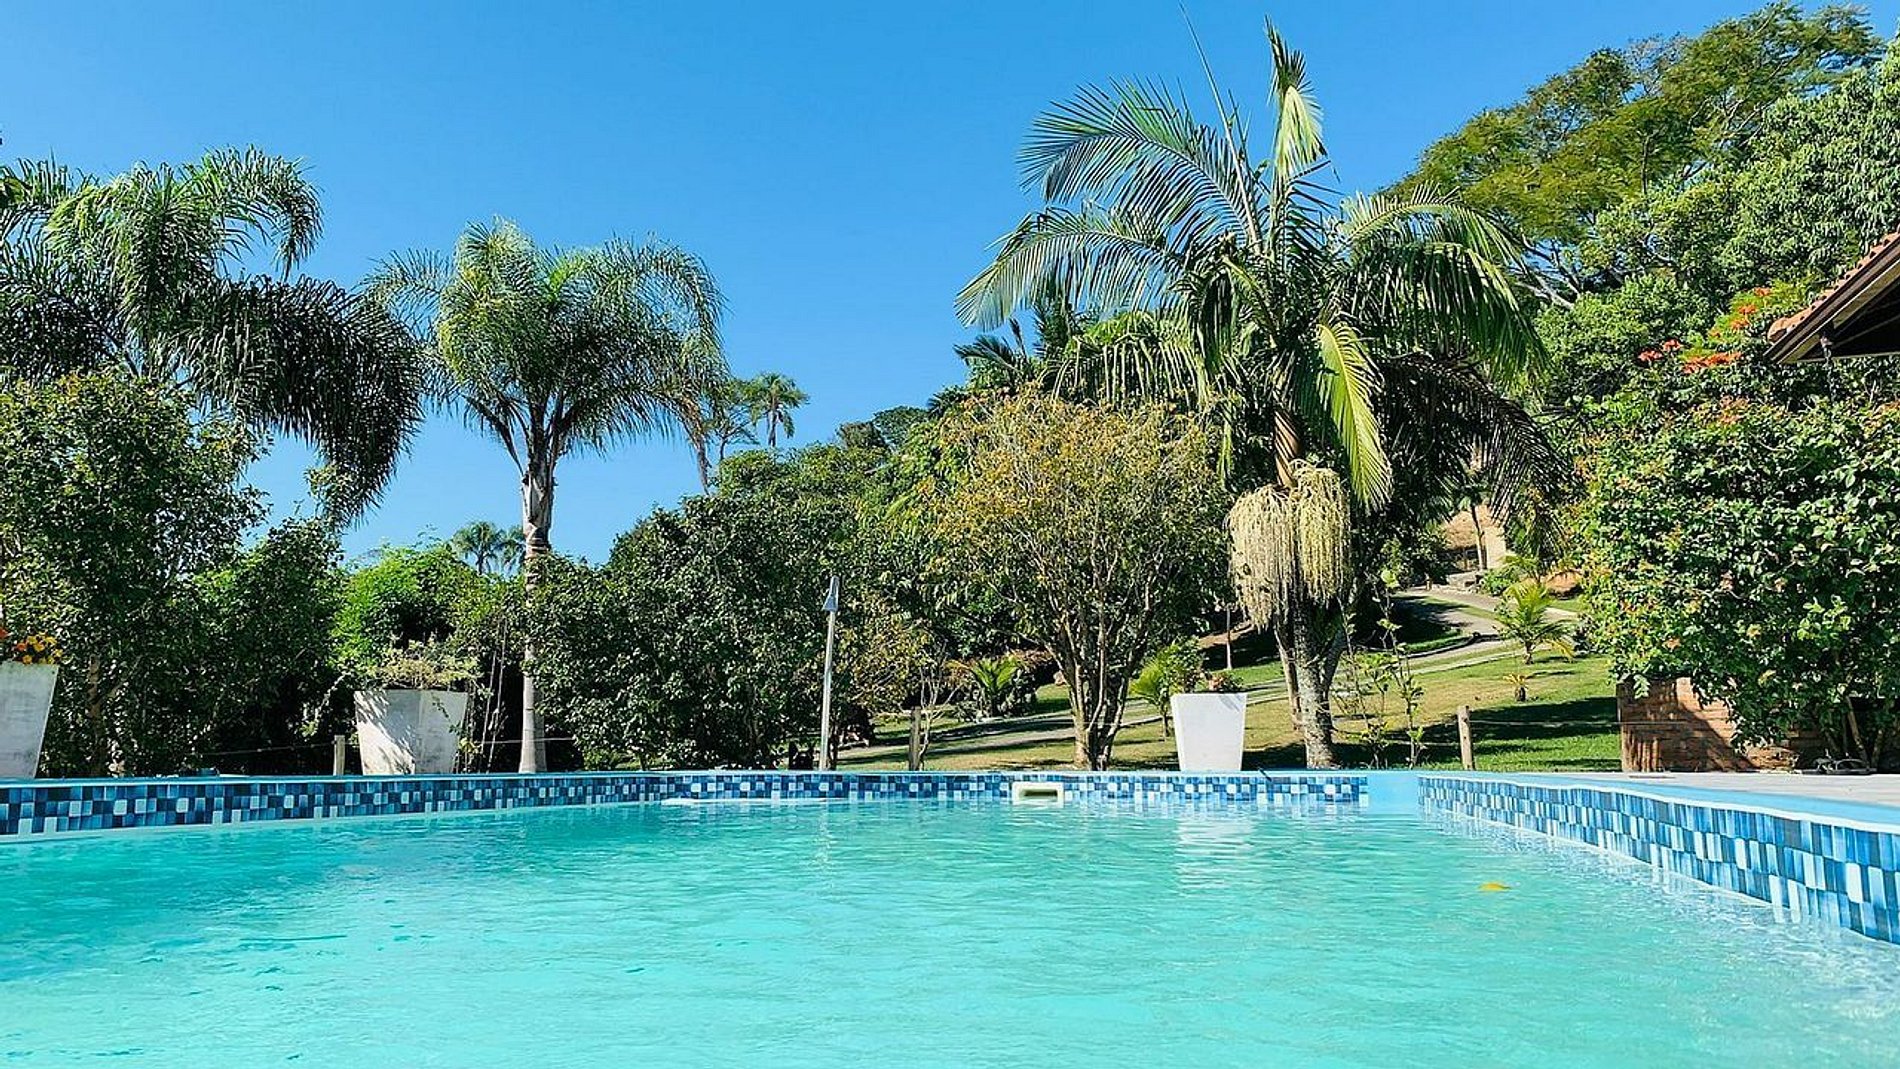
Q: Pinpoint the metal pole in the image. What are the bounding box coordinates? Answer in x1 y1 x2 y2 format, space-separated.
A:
817 575 840 771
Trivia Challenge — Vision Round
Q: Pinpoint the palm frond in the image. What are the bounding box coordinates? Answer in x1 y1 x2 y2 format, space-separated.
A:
1266 24 1325 187
174 277 425 515
1024 81 1258 248
1307 319 1391 507
956 206 1185 328
1341 187 1543 387
1377 351 1570 524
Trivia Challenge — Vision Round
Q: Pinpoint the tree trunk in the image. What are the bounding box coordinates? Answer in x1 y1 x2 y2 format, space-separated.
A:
1064 654 1124 770
1468 501 1488 572
518 461 555 774
1275 604 1338 768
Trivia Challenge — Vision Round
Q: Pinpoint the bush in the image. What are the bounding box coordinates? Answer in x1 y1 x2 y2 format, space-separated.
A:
1588 395 1900 765
0 373 264 774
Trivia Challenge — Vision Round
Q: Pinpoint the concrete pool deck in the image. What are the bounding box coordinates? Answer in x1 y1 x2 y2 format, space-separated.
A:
1583 771 1900 806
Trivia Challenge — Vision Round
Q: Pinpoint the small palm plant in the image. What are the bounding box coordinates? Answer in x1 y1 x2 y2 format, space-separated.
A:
1495 578 1573 670
951 655 1023 720
1130 639 1204 739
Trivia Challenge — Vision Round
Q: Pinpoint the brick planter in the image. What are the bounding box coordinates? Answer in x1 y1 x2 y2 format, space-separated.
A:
1617 677 1816 772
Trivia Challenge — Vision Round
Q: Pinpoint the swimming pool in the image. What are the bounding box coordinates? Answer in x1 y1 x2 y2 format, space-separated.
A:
2 796 1897 1066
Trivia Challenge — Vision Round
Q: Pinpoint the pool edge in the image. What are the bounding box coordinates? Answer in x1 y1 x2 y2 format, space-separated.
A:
1420 773 1900 945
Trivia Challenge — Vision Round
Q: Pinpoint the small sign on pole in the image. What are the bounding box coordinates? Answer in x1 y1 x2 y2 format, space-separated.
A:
817 575 841 771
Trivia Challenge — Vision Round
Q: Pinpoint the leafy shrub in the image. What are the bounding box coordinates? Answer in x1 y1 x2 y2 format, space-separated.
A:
1588 395 1900 766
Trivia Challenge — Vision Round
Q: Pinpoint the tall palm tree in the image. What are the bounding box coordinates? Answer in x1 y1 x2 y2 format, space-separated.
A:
741 371 807 448
450 520 524 576
959 26 1554 766
370 219 724 772
0 149 422 513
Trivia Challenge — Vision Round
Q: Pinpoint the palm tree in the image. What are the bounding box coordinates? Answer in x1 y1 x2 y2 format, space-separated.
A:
497 525 526 575
673 372 756 490
741 372 807 449
450 520 524 576
1454 476 1490 573
953 283 1095 395
369 219 723 772
959 26 1554 766
1494 578 1573 668
0 149 422 513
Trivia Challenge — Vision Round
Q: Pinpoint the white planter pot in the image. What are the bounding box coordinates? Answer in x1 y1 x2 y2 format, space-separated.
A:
1171 692 1248 772
0 662 58 778
353 689 468 775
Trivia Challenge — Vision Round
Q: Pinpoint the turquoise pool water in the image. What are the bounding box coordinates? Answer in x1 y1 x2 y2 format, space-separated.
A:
1 802 1897 1066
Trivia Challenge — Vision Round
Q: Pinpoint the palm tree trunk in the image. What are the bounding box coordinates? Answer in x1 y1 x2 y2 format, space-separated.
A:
1468 501 1488 572
518 461 555 773
690 436 712 491
1275 603 1337 768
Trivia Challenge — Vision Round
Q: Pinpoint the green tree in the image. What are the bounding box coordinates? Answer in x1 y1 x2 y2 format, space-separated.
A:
532 467 849 769
1399 3 1877 275
1496 35 1900 465
191 519 347 774
959 26 1550 766
928 393 1226 769
0 373 259 773
741 371 808 449
1588 393 1900 768
369 219 724 772
0 149 422 513
673 372 756 489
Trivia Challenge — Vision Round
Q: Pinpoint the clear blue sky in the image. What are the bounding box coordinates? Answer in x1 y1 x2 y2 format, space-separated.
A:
6 1 1894 561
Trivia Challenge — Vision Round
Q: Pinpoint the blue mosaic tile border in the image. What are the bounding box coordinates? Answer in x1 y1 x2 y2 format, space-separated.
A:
0 771 1366 839
1421 774 1900 945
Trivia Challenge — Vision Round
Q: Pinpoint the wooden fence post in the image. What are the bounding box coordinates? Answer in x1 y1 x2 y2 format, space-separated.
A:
332 734 348 776
1457 705 1475 771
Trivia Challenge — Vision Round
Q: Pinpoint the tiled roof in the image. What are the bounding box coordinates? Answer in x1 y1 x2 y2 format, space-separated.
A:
1766 231 1900 361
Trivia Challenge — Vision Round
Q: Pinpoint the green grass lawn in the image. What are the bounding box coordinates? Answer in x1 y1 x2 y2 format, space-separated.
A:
841 651 1617 773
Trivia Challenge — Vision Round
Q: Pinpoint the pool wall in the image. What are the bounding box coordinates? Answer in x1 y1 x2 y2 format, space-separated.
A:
1421 774 1900 944
0 770 1365 838
9 767 1898 946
